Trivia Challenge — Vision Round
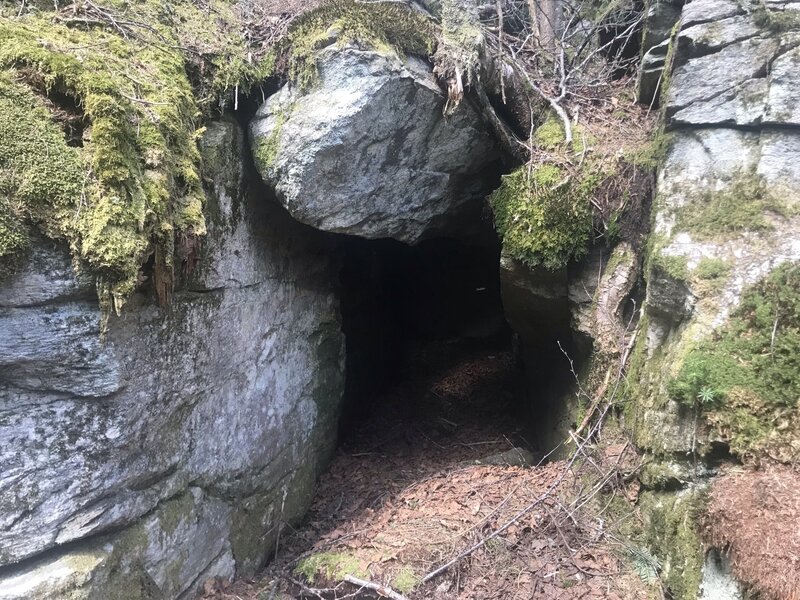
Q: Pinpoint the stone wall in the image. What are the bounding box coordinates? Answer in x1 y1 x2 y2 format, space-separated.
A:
0 120 345 599
631 0 800 596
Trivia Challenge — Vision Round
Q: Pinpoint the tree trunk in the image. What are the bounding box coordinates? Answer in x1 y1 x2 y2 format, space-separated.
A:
529 0 560 55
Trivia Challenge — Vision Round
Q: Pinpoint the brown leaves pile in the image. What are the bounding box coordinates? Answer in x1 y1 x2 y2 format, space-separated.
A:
702 464 800 600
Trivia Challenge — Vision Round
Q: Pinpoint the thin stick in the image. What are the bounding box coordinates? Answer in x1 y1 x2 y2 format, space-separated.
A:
342 575 410 600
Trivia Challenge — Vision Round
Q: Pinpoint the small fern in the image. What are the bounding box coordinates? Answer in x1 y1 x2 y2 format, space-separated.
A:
626 546 661 585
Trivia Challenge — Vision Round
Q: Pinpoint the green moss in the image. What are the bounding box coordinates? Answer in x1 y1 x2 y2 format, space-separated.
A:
295 552 367 584
254 106 291 169
676 170 789 240
0 70 83 276
282 0 435 90
392 566 420 594
169 1 276 111
639 460 692 490
650 251 689 282
438 0 482 82
0 0 434 312
0 1 269 311
158 492 194 537
668 263 800 458
490 164 595 270
625 128 672 170
639 488 707 600
533 113 593 154
695 258 730 281
658 21 681 108
533 115 568 149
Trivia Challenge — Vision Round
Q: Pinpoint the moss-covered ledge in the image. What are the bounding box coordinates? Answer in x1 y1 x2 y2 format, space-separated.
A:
0 0 435 320
0 0 262 315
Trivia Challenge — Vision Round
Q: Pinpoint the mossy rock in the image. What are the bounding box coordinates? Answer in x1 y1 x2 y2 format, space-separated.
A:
295 552 367 585
674 169 791 241
0 0 432 315
280 0 436 90
490 164 594 270
668 263 800 460
639 487 707 600
0 1 249 311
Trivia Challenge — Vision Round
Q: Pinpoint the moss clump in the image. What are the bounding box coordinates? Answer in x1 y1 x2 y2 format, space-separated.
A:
295 552 366 584
490 164 595 269
533 114 570 149
0 0 286 313
625 127 672 170
639 488 707 600
0 70 84 276
695 257 730 281
651 252 689 281
282 0 435 90
668 263 800 458
676 171 789 240
533 114 593 154
391 566 420 594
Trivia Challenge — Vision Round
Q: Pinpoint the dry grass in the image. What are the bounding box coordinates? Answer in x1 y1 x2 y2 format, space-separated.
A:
703 464 800 600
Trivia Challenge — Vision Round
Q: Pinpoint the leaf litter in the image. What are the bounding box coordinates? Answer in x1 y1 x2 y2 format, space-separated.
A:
199 339 652 599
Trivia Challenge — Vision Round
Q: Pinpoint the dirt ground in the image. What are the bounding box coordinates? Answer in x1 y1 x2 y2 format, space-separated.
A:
199 340 651 600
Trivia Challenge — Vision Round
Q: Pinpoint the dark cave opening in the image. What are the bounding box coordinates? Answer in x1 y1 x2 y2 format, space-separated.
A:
336 231 588 461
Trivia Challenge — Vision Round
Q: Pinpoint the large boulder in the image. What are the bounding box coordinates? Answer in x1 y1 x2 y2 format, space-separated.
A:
0 120 345 599
250 46 500 244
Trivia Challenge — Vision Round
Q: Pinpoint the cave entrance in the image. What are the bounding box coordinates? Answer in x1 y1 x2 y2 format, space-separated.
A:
336 233 540 468
256 225 591 599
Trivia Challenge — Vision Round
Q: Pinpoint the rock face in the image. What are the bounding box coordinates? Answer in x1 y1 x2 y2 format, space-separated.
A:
631 0 800 596
0 120 345 599
250 46 500 244
637 0 682 105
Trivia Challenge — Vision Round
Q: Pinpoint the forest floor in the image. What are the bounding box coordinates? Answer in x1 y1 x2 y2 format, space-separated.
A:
199 340 653 600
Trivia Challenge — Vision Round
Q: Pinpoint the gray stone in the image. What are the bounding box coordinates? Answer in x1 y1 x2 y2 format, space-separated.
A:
667 37 779 124
250 46 499 244
0 120 345 597
764 44 800 125
638 38 671 106
666 8 800 128
0 488 235 600
637 0 683 104
699 550 743 600
641 0 682 52
681 0 743 27
676 16 760 60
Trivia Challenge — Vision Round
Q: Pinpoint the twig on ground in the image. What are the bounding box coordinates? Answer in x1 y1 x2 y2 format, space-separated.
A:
342 575 410 600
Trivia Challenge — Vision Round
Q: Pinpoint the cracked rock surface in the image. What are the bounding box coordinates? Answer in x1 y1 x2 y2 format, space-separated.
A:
667 0 800 127
635 1 800 595
0 120 345 599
